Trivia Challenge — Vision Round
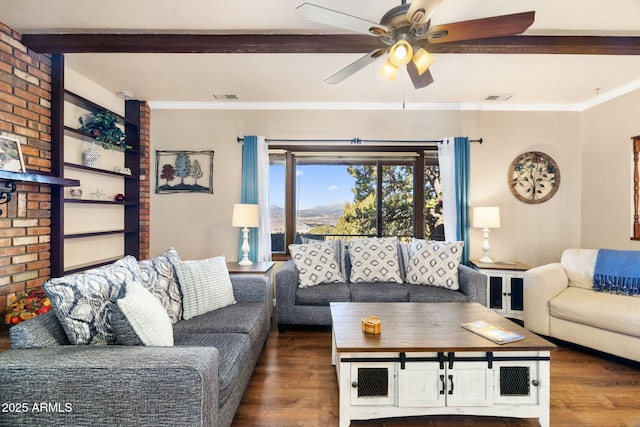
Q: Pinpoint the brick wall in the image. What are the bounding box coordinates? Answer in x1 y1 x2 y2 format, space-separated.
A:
0 22 53 327
138 102 151 260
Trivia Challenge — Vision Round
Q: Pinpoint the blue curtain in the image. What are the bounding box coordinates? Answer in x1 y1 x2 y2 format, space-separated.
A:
238 135 259 262
454 137 470 264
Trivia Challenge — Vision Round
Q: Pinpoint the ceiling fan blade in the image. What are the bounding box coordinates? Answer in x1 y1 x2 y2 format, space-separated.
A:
296 3 387 36
407 62 434 89
325 49 386 84
428 11 535 44
407 0 443 25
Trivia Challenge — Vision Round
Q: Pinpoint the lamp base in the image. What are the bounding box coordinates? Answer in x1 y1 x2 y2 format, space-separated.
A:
238 258 253 266
478 255 494 264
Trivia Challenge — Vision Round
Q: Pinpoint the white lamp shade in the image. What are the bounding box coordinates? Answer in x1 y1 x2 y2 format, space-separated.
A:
472 206 501 229
232 203 259 227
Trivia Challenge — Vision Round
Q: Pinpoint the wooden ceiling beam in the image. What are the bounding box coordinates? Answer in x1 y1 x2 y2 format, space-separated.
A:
21 33 640 55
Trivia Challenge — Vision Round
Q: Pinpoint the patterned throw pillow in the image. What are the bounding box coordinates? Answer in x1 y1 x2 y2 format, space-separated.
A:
348 237 402 283
174 255 236 320
110 279 174 346
138 247 182 324
43 256 142 345
289 242 345 288
405 240 464 289
301 238 346 278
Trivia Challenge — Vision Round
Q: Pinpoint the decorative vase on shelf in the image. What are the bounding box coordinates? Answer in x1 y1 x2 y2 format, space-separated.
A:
82 142 100 168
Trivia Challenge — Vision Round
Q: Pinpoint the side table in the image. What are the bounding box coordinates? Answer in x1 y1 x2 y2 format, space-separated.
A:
226 261 275 319
470 259 530 321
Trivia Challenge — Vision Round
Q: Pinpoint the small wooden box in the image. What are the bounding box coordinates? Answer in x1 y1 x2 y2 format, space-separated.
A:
361 316 381 334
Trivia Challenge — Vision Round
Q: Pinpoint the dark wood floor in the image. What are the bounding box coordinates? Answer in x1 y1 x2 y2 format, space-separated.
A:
3 326 639 426
233 325 640 427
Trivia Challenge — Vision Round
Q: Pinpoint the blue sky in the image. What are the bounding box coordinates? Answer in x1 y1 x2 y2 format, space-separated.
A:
270 164 356 210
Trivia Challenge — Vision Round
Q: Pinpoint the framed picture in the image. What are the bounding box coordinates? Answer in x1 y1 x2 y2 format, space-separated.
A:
155 150 214 194
0 134 25 173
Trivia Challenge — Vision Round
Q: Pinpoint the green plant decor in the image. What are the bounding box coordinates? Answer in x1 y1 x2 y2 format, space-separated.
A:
79 111 130 150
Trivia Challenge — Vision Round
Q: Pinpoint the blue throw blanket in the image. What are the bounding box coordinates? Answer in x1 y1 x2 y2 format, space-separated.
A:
593 249 640 295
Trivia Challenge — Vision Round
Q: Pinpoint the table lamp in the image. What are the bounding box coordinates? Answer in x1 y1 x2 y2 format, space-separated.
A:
472 206 501 264
232 203 259 266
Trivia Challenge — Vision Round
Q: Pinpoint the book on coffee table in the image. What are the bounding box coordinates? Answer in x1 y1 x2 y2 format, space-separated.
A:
461 320 525 344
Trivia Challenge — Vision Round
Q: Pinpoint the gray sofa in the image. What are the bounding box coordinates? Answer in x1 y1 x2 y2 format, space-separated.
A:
276 257 487 332
0 274 269 427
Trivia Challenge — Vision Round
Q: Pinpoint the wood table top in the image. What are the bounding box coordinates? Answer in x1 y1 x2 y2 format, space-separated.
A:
330 302 556 353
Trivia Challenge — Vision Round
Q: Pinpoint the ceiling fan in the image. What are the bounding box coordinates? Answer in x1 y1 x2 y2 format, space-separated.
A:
296 0 535 89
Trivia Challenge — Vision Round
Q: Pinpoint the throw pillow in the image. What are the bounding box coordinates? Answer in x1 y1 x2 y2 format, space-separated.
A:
289 241 345 288
138 247 182 323
175 255 236 320
300 238 346 278
110 279 174 346
348 237 402 283
405 240 464 289
43 256 142 345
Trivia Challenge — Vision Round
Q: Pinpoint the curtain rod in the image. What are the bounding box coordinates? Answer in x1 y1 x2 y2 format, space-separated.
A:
236 137 482 145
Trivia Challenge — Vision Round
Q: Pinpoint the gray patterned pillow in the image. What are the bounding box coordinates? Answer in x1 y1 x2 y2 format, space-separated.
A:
348 237 402 283
43 256 142 345
405 240 464 289
289 242 345 288
175 255 236 320
138 247 182 324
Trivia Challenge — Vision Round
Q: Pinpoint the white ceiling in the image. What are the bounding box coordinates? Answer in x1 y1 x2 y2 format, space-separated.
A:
3 0 640 110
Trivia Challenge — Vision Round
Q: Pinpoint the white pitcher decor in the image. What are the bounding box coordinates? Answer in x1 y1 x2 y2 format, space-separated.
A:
82 142 100 168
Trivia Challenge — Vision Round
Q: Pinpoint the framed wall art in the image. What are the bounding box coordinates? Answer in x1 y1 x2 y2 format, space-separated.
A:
155 150 214 194
0 134 25 173
508 151 560 204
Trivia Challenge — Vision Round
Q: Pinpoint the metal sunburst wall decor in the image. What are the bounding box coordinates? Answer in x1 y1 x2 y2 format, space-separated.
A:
508 151 560 204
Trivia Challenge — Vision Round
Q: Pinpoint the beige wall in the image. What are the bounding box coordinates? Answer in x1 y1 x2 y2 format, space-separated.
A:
149 107 587 267
581 89 640 250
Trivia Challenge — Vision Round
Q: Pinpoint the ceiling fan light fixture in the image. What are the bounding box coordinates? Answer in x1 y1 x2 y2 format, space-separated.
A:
389 40 413 67
379 59 398 81
412 48 437 75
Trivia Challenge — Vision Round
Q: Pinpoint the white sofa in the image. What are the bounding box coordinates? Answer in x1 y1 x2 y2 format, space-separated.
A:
524 248 640 362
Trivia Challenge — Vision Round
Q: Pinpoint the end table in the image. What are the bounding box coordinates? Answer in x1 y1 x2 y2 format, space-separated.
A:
470 259 530 321
226 261 275 318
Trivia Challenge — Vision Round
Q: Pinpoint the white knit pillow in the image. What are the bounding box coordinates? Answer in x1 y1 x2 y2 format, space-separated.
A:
289 242 344 288
405 240 463 289
113 279 174 346
348 237 402 283
175 255 236 320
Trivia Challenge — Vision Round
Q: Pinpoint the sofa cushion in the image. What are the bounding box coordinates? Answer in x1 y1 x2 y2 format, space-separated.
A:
349 282 409 302
348 237 402 283
289 241 344 288
175 255 236 320
173 302 267 347
43 256 142 345
405 240 463 290
111 279 174 346
138 247 182 324
549 287 640 338
295 282 351 306
561 248 597 289
406 283 469 303
9 310 70 348
174 332 250 407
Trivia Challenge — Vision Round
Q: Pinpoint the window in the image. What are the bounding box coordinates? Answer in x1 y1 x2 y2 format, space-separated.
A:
269 146 442 256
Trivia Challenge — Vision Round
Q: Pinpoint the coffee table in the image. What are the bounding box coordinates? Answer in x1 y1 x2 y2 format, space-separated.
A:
330 302 556 427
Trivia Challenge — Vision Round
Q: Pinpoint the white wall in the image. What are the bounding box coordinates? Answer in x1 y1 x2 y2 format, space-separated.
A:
150 108 583 266
581 89 640 250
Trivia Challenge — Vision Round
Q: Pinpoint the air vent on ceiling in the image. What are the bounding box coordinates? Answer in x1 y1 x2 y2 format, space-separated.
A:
212 94 238 100
484 94 513 101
